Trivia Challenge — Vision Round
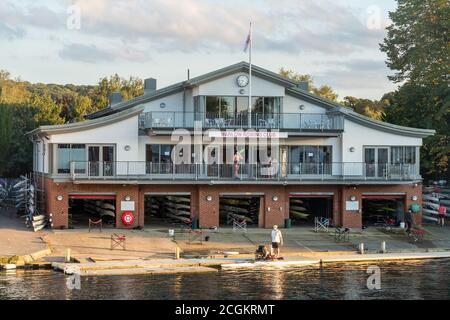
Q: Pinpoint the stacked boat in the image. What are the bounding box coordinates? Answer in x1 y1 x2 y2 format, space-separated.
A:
289 198 310 221
0 178 13 208
9 176 48 232
422 185 450 223
80 200 116 218
145 195 191 224
219 198 258 225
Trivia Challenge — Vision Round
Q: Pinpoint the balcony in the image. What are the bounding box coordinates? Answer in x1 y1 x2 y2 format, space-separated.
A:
139 112 344 131
69 161 420 182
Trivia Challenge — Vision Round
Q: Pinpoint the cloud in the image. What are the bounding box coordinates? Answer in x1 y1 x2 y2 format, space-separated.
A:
1 0 390 56
0 2 65 35
58 42 152 63
69 0 385 54
0 21 25 40
313 58 395 99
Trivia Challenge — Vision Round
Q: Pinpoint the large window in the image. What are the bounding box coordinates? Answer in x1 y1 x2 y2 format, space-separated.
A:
146 144 193 174
205 96 235 118
288 145 332 174
57 144 86 174
203 96 281 117
390 146 417 164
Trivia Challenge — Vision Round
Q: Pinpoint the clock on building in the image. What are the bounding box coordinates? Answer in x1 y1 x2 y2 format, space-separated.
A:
236 75 249 87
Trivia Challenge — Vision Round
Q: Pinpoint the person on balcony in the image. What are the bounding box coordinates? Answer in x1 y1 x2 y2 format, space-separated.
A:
233 151 242 179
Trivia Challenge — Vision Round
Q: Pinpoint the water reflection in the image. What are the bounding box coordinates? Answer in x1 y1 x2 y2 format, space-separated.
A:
1 259 450 300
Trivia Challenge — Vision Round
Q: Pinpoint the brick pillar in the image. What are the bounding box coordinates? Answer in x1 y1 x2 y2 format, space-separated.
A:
263 186 286 228
190 187 200 221
138 187 145 227
406 182 423 226
340 185 362 228
332 191 341 227
197 186 219 228
115 185 140 229
45 178 69 229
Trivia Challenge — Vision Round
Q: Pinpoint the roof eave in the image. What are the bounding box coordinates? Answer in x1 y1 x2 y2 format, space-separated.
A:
27 106 144 138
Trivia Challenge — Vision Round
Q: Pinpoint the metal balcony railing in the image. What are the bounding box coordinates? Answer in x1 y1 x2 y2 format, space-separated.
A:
69 161 420 182
138 112 344 131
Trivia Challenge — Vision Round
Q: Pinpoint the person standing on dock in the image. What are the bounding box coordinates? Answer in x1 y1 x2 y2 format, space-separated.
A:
271 225 283 258
438 204 446 227
405 210 413 233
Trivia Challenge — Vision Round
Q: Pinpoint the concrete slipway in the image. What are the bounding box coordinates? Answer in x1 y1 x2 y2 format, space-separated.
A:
50 251 450 276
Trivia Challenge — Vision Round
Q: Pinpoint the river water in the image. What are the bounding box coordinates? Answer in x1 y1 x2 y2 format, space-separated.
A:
1 259 449 300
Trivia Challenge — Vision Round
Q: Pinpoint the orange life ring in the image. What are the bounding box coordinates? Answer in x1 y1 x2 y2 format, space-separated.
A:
122 211 134 225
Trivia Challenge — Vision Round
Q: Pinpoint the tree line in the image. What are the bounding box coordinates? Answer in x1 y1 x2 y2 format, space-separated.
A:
0 72 143 177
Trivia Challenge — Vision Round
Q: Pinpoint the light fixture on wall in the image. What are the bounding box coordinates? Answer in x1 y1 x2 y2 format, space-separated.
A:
239 89 245 95
124 195 131 201
349 147 355 152
206 195 213 202
160 102 166 108
56 195 63 201
299 105 305 110
411 195 418 201
350 195 357 201
272 195 279 202
124 145 131 151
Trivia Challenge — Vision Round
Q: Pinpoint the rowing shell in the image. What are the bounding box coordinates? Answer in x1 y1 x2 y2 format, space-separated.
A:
422 215 438 223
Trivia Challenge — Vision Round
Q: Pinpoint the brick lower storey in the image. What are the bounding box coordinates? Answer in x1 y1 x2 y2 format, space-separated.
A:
41 177 423 229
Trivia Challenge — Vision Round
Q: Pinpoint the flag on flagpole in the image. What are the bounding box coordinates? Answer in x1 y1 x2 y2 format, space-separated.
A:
244 25 251 52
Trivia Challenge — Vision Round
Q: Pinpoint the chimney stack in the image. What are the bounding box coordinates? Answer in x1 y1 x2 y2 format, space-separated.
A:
144 78 157 95
108 92 122 107
297 81 309 91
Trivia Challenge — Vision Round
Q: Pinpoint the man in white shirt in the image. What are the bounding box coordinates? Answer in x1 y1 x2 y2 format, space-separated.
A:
271 225 283 257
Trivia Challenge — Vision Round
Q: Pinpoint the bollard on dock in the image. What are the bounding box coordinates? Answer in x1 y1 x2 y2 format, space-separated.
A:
65 248 71 262
175 246 180 260
380 241 386 254
359 243 364 254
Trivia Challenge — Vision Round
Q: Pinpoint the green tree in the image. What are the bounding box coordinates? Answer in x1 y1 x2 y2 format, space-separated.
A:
380 0 449 86
343 96 386 120
380 0 450 180
72 95 94 121
0 104 14 176
279 68 339 101
382 84 449 180
31 94 64 125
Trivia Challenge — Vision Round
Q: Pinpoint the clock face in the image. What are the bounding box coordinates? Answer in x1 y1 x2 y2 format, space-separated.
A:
236 75 249 87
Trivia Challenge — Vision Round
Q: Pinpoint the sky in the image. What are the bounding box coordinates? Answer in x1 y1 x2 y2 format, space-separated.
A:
0 0 399 100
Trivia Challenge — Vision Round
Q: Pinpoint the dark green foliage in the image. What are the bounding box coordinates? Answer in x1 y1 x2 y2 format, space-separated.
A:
380 0 449 180
0 71 144 177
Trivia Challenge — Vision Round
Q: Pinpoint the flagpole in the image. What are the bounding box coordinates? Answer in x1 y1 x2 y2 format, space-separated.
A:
248 21 252 129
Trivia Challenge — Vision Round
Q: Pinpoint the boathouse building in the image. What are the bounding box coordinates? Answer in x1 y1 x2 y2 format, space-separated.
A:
28 62 434 229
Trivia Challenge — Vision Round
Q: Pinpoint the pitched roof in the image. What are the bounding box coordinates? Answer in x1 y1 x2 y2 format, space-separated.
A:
27 105 144 136
50 61 434 139
86 61 297 119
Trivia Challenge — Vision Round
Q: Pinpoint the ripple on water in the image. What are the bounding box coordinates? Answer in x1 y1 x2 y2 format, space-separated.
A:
1 259 450 300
